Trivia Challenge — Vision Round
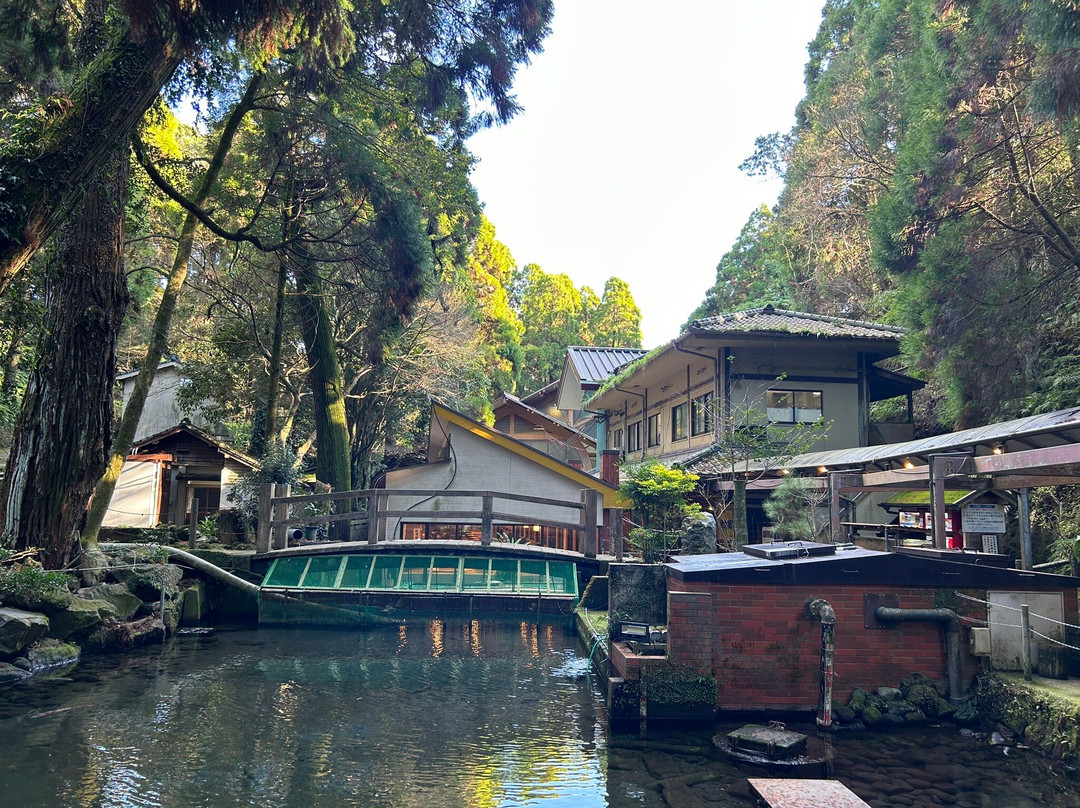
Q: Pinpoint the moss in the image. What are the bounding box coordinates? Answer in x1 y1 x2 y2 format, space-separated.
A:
642 665 717 708
977 673 1080 761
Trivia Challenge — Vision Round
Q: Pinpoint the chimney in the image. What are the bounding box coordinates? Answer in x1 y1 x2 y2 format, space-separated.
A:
600 449 621 487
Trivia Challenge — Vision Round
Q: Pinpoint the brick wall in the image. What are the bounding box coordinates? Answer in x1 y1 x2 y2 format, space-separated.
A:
665 579 1038 713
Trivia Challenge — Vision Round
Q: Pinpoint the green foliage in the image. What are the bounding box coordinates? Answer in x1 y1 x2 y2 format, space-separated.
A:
619 459 700 533
0 565 71 603
763 477 820 541
626 528 682 564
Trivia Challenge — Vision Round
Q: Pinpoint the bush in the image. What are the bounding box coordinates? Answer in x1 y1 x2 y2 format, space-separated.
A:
627 528 682 563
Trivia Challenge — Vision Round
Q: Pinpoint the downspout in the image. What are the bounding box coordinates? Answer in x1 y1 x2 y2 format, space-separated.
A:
875 606 963 704
806 597 836 730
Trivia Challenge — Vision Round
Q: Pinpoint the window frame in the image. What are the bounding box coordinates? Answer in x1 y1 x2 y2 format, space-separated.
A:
647 413 661 447
611 427 624 451
765 388 823 424
691 392 713 436
627 421 641 453
671 401 688 441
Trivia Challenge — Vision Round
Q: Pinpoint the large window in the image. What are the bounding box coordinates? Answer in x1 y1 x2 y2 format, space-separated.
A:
765 389 823 423
671 402 688 441
627 421 641 452
647 413 661 447
691 392 713 436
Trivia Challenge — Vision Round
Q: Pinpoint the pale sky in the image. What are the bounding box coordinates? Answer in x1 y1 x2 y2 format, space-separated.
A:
468 1 826 349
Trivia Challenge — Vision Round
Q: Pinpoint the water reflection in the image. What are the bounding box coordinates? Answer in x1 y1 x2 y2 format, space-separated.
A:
1 622 1079 807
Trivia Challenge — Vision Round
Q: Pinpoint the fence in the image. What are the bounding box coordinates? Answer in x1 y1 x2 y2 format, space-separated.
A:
256 485 624 561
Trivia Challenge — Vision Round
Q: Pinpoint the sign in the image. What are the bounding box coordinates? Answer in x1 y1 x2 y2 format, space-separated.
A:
963 503 1006 534
982 534 999 554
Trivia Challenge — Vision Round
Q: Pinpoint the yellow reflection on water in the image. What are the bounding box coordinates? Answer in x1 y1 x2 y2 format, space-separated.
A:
429 618 444 658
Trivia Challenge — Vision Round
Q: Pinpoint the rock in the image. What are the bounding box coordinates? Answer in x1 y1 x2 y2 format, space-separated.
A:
79 546 111 587
47 597 117 639
877 686 903 701
0 607 49 655
76 583 142 621
903 709 927 724
0 661 30 683
83 616 165 652
180 582 206 625
579 575 608 610
1 584 73 615
26 638 79 671
109 562 183 602
861 705 883 726
885 698 915 716
849 689 868 713
905 683 942 715
879 713 905 726
12 656 30 670
681 512 716 554
832 702 857 723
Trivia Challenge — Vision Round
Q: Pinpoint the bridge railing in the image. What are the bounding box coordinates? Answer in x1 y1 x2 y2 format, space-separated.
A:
256 485 623 560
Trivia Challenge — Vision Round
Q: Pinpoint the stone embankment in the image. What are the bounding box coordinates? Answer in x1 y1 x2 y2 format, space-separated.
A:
976 672 1080 763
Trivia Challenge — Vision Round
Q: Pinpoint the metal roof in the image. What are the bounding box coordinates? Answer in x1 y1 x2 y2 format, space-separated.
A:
678 405 1080 476
688 304 904 341
566 346 649 387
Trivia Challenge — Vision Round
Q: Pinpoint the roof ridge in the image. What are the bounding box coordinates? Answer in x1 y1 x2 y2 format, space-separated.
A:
690 305 903 335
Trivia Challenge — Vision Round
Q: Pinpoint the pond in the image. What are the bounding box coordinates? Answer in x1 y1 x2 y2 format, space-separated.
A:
0 620 1078 807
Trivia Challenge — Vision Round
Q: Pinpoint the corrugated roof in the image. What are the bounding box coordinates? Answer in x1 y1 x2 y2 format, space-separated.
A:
567 346 649 387
689 304 903 341
678 405 1080 476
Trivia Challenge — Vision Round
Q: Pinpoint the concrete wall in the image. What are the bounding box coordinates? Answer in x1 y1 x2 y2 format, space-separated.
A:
664 578 1080 712
102 460 161 527
121 366 224 442
382 426 602 539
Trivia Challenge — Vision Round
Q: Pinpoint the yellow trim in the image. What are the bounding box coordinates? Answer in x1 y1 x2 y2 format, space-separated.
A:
432 403 629 508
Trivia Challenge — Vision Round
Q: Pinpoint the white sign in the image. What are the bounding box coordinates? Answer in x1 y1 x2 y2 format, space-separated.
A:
963 503 1006 534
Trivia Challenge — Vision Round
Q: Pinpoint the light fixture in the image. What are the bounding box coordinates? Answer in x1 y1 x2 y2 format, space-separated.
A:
532 524 541 532
780 468 790 475
992 443 1005 455
903 460 914 469
818 466 827 474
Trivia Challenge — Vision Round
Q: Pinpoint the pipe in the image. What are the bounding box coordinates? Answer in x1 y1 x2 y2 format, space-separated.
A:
806 597 836 730
101 543 260 595
874 606 963 704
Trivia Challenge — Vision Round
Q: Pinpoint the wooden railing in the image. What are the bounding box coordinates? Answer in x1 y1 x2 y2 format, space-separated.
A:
256 485 624 561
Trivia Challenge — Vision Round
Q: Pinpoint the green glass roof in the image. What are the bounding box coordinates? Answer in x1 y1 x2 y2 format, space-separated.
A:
261 553 578 597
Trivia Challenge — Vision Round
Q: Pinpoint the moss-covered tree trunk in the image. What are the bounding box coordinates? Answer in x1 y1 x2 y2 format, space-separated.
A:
0 145 130 567
733 478 749 547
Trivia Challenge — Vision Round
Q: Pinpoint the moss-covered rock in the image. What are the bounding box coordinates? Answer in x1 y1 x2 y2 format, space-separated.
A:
977 673 1080 761
109 562 182 602
47 597 116 638
0 607 49 655
0 661 30 683
848 688 868 713
83 616 166 652
77 583 142 621
861 705 883 726
26 638 79 670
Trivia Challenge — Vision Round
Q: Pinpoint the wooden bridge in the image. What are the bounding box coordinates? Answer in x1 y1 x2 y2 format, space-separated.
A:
255 484 625 560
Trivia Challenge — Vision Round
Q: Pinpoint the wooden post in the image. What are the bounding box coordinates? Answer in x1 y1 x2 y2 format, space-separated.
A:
1021 603 1032 681
828 472 843 544
187 500 199 550
376 491 387 542
930 456 948 550
1019 487 1032 570
366 491 378 545
581 489 598 559
481 495 493 545
611 507 624 561
256 483 273 554
272 483 290 550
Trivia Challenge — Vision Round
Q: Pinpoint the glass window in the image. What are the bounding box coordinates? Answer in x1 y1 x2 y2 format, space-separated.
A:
301 555 344 588
548 562 577 595
671 402 688 441
490 558 517 589
647 414 661 447
462 559 490 591
400 556 432 590
339 555 373 588
766 390 793 422
430 557 461 590
519 560 547 592
794 390 823 422
263 556 309 588
369 555 403 589
691 392 713 436
611 427 623 450
627 421 641 452
766 389 822 423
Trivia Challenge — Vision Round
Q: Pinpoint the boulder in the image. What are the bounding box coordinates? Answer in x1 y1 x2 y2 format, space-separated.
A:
0 661 30 683
83 616 166 652
109 562 183 602
0 607 49 655
681 512 717 555
861 705 883 726
79 546 111 587
877 686 904 701
905 683 943 715
77 583 142 621
180 582 206 625
26 639 80 671
47 598 116 639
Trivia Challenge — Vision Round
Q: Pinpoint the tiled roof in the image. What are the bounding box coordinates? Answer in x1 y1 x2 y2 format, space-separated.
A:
567 346 649 386
688 305 903 340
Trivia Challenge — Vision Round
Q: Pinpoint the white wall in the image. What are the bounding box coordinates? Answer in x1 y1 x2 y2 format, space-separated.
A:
121 365 224 441
102 460 162 527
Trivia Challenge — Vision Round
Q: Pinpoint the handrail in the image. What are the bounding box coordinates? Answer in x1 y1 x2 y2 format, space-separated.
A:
269 488 585 511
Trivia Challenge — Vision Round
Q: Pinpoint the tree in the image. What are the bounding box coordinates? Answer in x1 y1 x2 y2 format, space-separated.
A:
589 277 643 347
763 477 830 541
618 458 699 562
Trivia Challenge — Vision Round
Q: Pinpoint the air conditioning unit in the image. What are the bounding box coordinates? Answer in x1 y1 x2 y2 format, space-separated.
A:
970 626 991 656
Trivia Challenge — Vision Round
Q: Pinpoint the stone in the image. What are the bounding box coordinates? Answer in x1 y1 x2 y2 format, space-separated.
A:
885 698 916 716
181 582 206 625
47 597 116 639
26 639 80 671
832 702 857 723
861 705 883 726
83 616 166 652
905 683 943 715
877 686 903 701
848 689 868 713
681 512 716 555
0 607 49 655
1038 645 1070 679
79 546 111 587
76 583 142 621
109 562 183 602
879 713 905 726
608 563 667 627
579 575 608 610
903 709 928 724
0 661 30 683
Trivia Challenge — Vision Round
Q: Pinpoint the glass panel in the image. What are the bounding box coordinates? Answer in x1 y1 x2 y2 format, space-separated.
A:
263 557 308 588
671 403 688 441
430 557 461 590
519 560 547 592
461 559 490 591
301 555 344 588
400 556 432 590
766 390 793 422
369 555 403 589
795 390 822 422
490 558 517 591
548 562 577 596
339 555 373 589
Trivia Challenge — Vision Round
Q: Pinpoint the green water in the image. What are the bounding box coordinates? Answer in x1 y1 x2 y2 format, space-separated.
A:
0 621 1078 807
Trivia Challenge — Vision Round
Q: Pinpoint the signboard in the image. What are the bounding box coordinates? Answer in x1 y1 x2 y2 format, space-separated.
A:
982 534 999 554
963 503 1006 534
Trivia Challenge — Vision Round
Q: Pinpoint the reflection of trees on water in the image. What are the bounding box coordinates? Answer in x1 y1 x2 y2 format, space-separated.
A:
1 621 605 808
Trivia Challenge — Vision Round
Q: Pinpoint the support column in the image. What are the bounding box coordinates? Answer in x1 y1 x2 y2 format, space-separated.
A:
828 472 844 544
1019 487 1032 570
929 456 948 550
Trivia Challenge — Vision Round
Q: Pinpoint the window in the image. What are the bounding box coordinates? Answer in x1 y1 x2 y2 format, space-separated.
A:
647 413 661 447
671 402 688 441
627 421 641 452
765 389 822 423
691 392 713 436
611 427 623 451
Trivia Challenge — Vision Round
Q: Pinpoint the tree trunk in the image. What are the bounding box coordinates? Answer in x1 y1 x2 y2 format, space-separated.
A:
0 145 130 567
0 25 180 288
81 73 263 547
295 258 352 493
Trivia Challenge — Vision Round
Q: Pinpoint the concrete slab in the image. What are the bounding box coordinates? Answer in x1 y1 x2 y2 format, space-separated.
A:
748 779 871 808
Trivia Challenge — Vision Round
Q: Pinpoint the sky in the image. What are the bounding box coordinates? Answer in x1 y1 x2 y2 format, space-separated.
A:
467 1 826 349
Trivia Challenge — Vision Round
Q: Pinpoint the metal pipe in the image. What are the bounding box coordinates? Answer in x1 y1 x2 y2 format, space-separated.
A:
806 597 836 730
874 606 963 703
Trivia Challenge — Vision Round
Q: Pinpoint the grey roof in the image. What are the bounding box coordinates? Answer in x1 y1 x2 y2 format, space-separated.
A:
678 405 1080 476
567 346 649 387
689 304 903 341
